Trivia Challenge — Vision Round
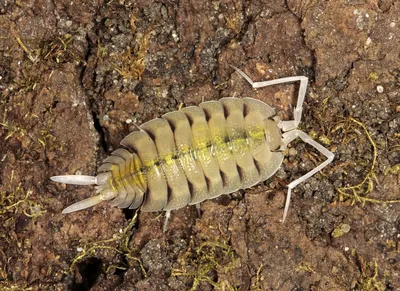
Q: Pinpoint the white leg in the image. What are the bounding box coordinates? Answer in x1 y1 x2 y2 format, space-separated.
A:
231 66 333 222
163 210 171 233
195 203 201 217
231 66 308 130
281 129 334 222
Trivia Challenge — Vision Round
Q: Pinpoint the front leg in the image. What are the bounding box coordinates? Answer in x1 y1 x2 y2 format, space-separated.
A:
280 129 334 222
231 65 308 130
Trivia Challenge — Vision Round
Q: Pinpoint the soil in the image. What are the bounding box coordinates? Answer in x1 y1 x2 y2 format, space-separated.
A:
0 0 399 290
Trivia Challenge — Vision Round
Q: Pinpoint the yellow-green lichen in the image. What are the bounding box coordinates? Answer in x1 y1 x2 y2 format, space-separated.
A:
332 223 351 238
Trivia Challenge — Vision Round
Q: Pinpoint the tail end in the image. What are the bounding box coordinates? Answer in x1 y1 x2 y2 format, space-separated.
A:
62 195 103 213
51 175 97 185
51 173 116 214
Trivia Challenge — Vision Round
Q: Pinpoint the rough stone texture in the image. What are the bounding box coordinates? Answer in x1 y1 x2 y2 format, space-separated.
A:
0 0 399 290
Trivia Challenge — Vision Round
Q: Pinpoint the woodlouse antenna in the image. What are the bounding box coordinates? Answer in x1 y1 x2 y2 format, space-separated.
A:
232 65 334 223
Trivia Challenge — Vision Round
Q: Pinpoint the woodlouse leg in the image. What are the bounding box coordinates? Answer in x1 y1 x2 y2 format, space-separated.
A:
163 205 201 232
232 65 332 222
196 203 201 217
231 66 308 131
280 129 334 222
163 210 171 233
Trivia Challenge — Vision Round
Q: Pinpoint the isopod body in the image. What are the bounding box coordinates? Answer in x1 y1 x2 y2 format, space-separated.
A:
51 67 334 229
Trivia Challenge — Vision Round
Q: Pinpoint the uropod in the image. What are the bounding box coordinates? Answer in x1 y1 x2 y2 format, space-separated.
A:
51 66 334 231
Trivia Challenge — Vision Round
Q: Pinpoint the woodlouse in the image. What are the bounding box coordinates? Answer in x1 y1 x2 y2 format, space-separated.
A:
51 67 334 231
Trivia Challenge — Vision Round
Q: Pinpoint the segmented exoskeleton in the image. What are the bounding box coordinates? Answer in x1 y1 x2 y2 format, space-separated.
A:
51 67 334 231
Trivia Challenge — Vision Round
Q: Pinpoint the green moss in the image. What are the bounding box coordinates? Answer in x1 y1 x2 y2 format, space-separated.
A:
336 118 400 206
11 34 82 97
250 264 264 291
66 211 146 277
385 163 400 175
16 37 38 63
16 34 78 65
172 238 238 291
0 282 35 291
0 171 45 290
367 72 379 82
0 121 27 141
112 26 152 80
0 171 45 219
295 261 316 274
356 257 386 291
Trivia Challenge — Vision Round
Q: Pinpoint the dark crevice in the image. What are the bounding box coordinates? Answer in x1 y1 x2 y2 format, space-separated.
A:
78 32 109 154
234 11 253 43
122 208 135 220
115 255 128 276
213 1 252 89
79 33 94 88
51 100 59 109
71 258 103 291
92 111 108 153
326 58 359 91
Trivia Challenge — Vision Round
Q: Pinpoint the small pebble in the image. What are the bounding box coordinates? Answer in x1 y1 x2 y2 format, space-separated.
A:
376 85 384 93
288 147 297 156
